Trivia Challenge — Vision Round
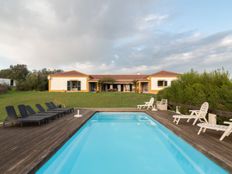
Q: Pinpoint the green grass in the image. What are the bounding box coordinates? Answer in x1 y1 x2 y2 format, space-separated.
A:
0 91 154 121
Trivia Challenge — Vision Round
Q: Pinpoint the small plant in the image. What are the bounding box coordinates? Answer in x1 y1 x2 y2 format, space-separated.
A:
0 84 9 94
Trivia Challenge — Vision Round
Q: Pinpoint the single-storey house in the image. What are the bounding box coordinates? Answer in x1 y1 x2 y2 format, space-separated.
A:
48 70 179 94
0 78 16 87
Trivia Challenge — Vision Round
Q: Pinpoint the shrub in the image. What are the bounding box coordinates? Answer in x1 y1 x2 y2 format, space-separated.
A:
157 69 232 112
16 69 62 91
0 84 9 94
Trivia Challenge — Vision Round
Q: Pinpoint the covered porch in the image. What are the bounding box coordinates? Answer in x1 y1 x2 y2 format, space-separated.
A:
89 81 149 93
100 83 134 92
138 81 149 93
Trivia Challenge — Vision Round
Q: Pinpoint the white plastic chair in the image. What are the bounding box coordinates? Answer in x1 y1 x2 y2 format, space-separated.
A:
197 114 232 141
137 97 155 110
173 102 209 125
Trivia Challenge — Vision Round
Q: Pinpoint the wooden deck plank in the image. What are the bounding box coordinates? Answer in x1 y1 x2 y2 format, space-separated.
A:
0 108 231 173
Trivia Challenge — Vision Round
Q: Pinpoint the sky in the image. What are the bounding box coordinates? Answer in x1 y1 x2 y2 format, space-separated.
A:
0 0 232 74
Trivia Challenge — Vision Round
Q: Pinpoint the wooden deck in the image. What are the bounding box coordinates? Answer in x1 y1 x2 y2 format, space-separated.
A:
0 109 95 174
0 109 231 173
146 110 232 172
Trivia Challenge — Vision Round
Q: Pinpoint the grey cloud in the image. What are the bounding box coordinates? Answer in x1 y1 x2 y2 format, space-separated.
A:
0 0 159 67
0 0 232 75
112 30 232 73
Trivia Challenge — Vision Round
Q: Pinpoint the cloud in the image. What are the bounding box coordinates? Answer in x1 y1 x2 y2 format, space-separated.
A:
144 14 168 23
137 14 169 30
0 0 232 75
165 31 232 68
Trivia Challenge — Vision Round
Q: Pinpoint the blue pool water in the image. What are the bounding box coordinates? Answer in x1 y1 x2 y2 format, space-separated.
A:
37 112 228 174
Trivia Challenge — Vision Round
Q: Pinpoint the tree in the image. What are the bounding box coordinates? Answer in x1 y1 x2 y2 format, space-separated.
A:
9 64 29 80
16 68 63 91
0 69 11 79
0 64 29 80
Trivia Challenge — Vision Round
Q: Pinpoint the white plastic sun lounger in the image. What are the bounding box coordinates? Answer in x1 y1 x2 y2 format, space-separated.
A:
197 115 232 141
137 97 155 110
173 102 209 125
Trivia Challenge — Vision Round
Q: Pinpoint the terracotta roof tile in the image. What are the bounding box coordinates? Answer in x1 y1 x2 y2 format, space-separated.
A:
150 70 179 77
89 75 148 81
49 70 179 79
50 70 88 77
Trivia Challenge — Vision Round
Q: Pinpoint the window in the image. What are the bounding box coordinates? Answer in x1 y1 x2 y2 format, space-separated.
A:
157 80 168 87
67 81 71 91
76 81 81 91
67 81 81 91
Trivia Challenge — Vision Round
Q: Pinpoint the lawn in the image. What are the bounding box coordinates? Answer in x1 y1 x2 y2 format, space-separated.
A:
0 91 154 121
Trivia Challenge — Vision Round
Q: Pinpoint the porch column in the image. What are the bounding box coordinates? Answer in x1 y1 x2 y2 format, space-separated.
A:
118 84 121 92
86 81 89 92
148 81 151 93
138 82 141 93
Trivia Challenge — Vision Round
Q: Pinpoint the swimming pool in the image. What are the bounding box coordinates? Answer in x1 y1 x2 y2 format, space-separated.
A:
37 112 228 174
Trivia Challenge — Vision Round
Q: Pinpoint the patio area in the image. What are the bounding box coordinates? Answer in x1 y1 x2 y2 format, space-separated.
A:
0 109 231 173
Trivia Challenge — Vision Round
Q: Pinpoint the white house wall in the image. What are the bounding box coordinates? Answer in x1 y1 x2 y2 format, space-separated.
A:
50 77 87 91
0 78 16 86
151 77 177 91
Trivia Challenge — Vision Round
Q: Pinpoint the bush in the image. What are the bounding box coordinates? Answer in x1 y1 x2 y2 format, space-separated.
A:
16 69 62 91
0 84 9 94
157 69 232 112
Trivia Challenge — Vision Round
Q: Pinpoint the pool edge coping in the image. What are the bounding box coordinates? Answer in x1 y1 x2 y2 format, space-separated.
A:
30 110 232 173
